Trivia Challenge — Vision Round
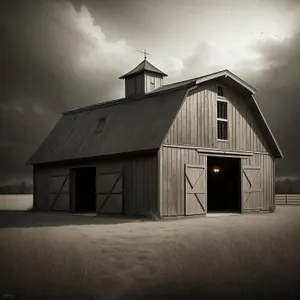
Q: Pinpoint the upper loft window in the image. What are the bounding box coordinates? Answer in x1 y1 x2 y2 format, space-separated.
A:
217 86 224 97
217 100 228 140
95 117 106 133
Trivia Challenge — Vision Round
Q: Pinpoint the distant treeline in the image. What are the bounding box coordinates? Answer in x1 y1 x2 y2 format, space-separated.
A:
0 179 299 194
0 182 33 194
275 179 300 194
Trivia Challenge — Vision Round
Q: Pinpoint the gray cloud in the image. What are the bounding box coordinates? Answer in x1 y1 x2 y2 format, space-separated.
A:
1 0 300 184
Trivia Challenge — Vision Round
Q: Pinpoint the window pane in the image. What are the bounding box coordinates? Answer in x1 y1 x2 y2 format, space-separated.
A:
217 101 228 119
217 120 228 140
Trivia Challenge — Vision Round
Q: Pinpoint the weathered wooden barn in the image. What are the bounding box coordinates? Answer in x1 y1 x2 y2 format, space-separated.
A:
27 58 283 218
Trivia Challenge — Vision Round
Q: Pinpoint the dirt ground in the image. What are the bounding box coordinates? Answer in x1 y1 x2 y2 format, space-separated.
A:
0 207 300 300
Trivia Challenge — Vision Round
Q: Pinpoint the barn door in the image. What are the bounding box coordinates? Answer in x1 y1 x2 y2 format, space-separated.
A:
184 164 207 215
47 174 70 211
96 170 123 214
242 166 262 212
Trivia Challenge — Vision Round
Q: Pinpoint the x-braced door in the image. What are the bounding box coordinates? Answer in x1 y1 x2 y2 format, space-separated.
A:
184 164 207 215
242 166 262 212
96 170 123 214
47 174 70 211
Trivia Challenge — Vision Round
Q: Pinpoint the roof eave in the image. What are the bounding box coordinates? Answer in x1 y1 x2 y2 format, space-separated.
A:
251 95 284 159
119 70 168 79
196 70 257 95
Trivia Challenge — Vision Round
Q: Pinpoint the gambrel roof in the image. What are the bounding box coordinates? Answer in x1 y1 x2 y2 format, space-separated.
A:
27 69 283 165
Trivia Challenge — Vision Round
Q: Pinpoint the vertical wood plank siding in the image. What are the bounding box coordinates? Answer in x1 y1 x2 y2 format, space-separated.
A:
163 83 270 153
144 72 163 93
159 147 207 216
160 81 275 216
159 147 274 216
34 153 159 217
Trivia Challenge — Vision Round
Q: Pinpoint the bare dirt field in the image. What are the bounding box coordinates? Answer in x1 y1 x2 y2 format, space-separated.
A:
0 207 300 300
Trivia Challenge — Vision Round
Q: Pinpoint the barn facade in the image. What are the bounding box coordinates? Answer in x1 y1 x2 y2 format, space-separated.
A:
27 59 283 218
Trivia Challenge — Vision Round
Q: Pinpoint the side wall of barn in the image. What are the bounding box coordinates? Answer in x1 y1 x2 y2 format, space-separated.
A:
34 153 159 217
158 146 275 217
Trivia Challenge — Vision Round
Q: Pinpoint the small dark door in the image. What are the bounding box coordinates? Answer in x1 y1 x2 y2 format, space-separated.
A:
96 170 123 214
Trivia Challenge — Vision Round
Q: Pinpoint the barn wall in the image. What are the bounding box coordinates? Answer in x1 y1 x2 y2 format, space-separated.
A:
241 153 275 212
159 146 207 217
159 146 275 217
34 153 159 217
163 82 270 153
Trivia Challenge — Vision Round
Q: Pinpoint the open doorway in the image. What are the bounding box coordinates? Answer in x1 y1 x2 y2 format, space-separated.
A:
207 156 241 213
72 167 96 213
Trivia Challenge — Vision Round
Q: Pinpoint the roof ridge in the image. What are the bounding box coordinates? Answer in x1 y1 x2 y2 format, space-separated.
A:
63 82 195 115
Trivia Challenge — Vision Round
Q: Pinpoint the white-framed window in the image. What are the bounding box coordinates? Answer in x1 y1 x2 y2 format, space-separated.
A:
217 86 228 141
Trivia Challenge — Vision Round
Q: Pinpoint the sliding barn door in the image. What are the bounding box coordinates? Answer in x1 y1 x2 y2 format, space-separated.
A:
96 170 123 214
47 174 70 211
242 166 262 212
184 164 207 215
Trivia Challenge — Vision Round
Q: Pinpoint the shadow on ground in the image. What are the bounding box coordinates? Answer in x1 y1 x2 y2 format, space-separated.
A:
0 211 152 228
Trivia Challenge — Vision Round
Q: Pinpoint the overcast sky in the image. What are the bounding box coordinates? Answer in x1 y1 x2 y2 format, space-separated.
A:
1 0 300 185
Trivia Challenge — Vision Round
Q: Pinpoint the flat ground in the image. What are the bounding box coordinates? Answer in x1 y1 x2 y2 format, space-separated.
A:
0 207 300 300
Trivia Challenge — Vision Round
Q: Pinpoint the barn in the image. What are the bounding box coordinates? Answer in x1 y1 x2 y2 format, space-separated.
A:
27 58 283 218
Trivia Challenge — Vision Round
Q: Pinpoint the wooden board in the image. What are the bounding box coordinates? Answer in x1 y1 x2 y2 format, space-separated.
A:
96 170 123 214
184 164 207 215
242 166 262 212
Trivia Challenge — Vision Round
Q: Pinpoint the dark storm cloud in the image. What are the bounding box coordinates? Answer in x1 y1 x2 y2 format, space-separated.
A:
0 0 136 184
236 31 300 177
1 0 300 184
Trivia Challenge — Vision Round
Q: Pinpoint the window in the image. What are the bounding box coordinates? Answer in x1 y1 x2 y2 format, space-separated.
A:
95 117 106 133
217 86 224 97
217 100 228 140
150 78 155 91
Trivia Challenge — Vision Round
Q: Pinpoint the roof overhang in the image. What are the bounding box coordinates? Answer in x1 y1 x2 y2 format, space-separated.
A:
251 95 284 159
196 69 257 95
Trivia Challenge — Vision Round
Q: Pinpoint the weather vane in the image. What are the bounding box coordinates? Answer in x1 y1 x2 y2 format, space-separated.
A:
136 48 150 60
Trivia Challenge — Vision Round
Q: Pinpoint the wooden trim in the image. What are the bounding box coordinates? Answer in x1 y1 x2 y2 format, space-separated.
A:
251 95 284 159
273 159 276 209
196 70 256 94
242 166 261 169
197 149 253 157
185 164 206 169
162 144 272 155
158 149 162 218
33 166 36 209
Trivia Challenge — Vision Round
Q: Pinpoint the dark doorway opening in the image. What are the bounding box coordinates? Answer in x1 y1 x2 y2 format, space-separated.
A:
73 167 96 213
207 156 241 213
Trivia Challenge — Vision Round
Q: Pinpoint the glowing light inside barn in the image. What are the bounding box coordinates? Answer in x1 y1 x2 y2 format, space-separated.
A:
213 168 220 173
